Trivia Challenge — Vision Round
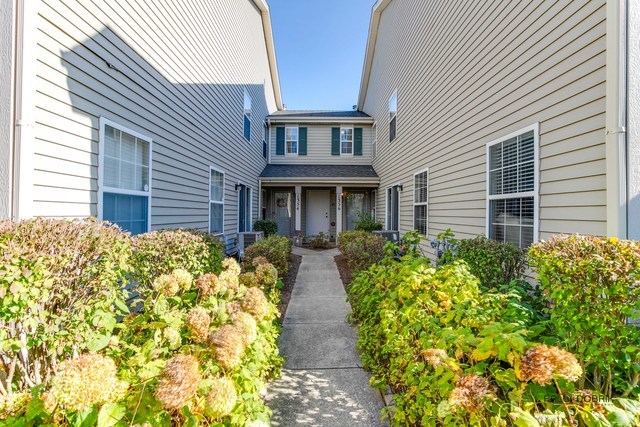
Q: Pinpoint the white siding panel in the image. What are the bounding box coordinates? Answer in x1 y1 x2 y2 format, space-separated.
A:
33 0 277 246
364 0 607 243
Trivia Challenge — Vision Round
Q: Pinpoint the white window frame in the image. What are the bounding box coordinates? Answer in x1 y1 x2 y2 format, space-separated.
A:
209 166 225 236
340 126 354 156
237 184 253 233
385 183 401 230
372 122 377 160
413 168 429 237
97 117 152 231
243 89 252 142
285 126 298 156
389 90 397 143
485 123 540 247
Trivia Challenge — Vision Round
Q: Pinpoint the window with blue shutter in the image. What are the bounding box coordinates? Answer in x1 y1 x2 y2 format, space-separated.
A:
100 120 151 235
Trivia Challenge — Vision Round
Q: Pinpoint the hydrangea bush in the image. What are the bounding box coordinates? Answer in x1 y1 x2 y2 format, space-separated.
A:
348 248 640 426
0 220 283 426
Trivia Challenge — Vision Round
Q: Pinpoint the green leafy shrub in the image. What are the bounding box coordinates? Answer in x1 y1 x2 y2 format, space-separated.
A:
529 235 640 397
2 255 284 426
353 211 383 232
443 236 527 290
346 255 638 426
0 218 132 394
242 235 292 277
131 229 225 287
253 219 278 237
338 230 385 273
308 232 331 249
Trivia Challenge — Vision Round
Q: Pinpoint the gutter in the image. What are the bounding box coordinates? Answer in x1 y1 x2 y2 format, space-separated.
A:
605 0 628 238
259 176 380 186
252 0 283 111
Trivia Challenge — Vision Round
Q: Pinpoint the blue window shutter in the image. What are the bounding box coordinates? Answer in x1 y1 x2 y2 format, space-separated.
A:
354 128 363 156
331 127 340 156
298 127 307 155
276 127 285 155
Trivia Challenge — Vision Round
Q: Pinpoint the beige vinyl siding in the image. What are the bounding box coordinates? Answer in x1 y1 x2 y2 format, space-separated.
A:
364 0 607 246
270 124 373 165
34 0 276 245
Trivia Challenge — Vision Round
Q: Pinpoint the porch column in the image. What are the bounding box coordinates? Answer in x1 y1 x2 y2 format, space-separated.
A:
335 185 343 243
295 185 301 234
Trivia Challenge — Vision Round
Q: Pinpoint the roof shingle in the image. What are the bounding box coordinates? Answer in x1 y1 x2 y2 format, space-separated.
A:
259 164 378 178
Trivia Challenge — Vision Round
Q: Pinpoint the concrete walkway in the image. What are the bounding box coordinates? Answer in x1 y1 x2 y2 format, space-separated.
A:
266 246 387 426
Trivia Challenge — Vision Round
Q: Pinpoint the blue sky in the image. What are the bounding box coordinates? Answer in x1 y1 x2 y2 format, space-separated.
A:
268 0 373 111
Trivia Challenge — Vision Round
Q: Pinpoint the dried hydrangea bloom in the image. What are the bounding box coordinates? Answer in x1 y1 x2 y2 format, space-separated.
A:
520 344 583 385
226 301 242 316
239 272 259 288
186 306 211 343
256 263 278 286
219 270 240 293
153 274 180 296
195 273 221 296
48 353 129 411
241 287 270 320
0 392 31 417
222 258 241 277
172 269 193 291
204 377 237 419
448 374 493 413
231 311 257 346
210 325 246 370
422 349 449 367
252 256 269 267
155 354 202 410
163 326 182 350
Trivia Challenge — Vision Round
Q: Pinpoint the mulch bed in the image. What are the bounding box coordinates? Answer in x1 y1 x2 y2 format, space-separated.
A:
278 253 302 322
334 254 353 292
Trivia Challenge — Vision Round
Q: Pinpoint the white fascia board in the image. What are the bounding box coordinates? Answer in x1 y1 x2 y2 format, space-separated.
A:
252 0 283 111
357 0 393 110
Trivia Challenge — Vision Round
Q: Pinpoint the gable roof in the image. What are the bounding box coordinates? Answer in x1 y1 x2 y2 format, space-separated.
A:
357 0 394 110
252 0 283 110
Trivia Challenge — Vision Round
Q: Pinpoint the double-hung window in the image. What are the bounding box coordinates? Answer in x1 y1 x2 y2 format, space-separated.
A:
238 185 252 233
487 125 538 248
99 118 151 235
243 89 252 141
389 90 397 142
210 168 225 235
340 127 353 155
413 169 428 236
286 127 298 155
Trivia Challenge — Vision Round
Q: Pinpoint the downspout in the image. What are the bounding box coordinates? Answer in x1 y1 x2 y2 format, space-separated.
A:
11 0 38 220
605 0 628 238
605 0 627 238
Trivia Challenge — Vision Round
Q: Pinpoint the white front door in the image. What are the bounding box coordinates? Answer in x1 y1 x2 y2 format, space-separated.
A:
306 190 330 236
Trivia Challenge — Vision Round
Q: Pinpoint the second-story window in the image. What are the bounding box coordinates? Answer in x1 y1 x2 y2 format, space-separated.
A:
243 89 251 141
341 127 353 155
286 127 298 155
372 123 377 159
389 90 397 142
